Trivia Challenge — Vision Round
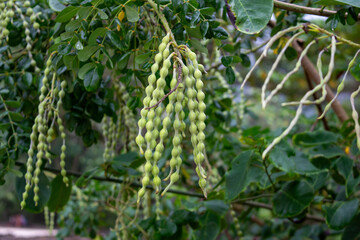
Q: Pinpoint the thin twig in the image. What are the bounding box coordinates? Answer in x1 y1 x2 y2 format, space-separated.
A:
274 0 336 17
145 62 182 110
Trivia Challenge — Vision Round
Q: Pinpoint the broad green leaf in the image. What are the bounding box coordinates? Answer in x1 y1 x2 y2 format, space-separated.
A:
273 181 314 217
48 0 66 12
225 67 235 84
196 211 221 240
5 100 21 108
306 172 328 191
106 31 125 50
342 213 360 240
225 150 264 200
78 62 96 80
323 199 359 230
270 143 326 175
135 52 151 65
16 168 51 213
84 65 102 92
55 6 79 23
63 55 79 70
124 4 139 22
156 218 177 237
22 72 33 87
293 130 339 146
203 200 229 216
47 175 72 212
65 19 82 32
190 11 200 28
334 156 353 181
200 21 209 37
78 45 100 62
190 39 208 54
316 0 360 8
227 0 273 34
9 112 24 122
97 9 108 19
89 27 106 45
309 144 344 159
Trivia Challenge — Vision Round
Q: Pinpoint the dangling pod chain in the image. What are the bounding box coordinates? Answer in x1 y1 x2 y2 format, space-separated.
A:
136 34 208 202
21 53 69 209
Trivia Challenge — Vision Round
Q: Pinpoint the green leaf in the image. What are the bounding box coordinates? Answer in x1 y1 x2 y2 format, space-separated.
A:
228 0 273 34
55 6 79 23
273 181 314 218
316 0 360 8
16 168 51 213
84 65 102 92
270 142 327 175
323 199 359 230
196 211 220 240
106 31 125 50
89 27 106 45
225 67 235 84
156 218 177 236
225 150 264 200
190 39 208 54
63 55 79 70
190 11 200 28
97 9 108 19
135 52 151 65
65 19 82 32
203 200 229 216
5 100 21 108
342 213 360 240
285 47 297 61
309 144 344 159
9 112 24 122
212 27 228 40
78 45 100 62
48 0 66 12
47 175 72 212
200 21 209 37
335 156 353 181
124 4 139 23
293 130 339 146
78 62 96 80
22 72 33 87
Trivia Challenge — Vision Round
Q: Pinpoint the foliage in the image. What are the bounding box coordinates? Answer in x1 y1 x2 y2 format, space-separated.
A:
1 0 360 239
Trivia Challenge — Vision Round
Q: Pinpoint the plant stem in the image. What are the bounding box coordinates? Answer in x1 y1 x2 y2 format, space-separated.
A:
274 0 336 17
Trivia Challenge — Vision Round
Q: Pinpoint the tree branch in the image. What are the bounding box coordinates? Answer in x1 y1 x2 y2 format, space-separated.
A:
274 0 336 17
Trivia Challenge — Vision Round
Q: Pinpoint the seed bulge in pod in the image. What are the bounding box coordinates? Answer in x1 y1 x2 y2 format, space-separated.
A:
170 172 179 182
154 53 163 63
158 43 167 52
151 63 159 73
194 70 202 79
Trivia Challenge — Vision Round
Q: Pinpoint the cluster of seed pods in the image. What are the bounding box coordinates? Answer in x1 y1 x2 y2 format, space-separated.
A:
135 34 208 202
102 81 138 161
0 0 40 72
21 54 68 209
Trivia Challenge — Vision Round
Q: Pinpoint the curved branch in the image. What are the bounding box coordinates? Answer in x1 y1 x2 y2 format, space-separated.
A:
274 0 336 17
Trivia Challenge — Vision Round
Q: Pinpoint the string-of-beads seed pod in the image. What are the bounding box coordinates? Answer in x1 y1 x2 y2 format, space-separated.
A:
44 206 49 229
136 33 170 154
230 209 242 237
135 36 208 202
49 211 55 235
21 54 69 208
162 66 185 195
136 33 170 201
102 117 111 161
153 67 178 193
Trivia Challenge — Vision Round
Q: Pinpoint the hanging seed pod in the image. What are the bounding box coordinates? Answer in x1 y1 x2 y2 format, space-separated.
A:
136 33 170 154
